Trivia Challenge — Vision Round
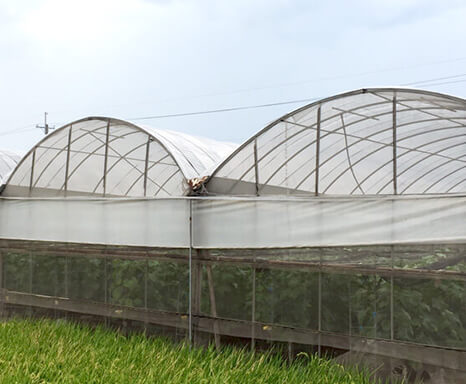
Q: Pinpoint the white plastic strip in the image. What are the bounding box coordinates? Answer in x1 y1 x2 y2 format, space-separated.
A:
192 196 466 248
0 196 464 249
0 198 190 248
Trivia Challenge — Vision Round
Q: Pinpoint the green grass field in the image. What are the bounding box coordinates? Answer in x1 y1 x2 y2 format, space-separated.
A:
0 319 376 383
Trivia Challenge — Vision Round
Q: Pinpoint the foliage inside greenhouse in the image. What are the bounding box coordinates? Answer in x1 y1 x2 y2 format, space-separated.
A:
0 88 464 383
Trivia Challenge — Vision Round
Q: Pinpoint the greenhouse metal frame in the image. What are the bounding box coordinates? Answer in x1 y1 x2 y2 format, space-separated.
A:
0 88 464 383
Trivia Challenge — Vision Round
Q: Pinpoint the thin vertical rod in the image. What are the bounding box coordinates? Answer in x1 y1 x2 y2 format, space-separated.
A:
251 263 256 350
318 271 322 357
104 255 108 326
144 259 148 310
29 149 36 194
188 199 193 344
348 278 352 338
104 256 108 304
253 139 260 196
392 95 398 195
64 125 73 195
315 106 322 196
0 251 3 318
103 121 110 196
144 135 151 197
64 255 69 298
390 276 394 340
206 265 221 349
390 245 394 340
0 251 3 290
29 252 33 294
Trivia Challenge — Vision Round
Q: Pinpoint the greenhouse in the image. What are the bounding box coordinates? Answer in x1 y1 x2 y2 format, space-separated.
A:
0 149 21 186
0 88 464 382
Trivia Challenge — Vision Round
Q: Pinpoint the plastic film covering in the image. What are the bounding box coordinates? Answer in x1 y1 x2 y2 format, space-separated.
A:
0 198 190 248
192 195 466 248
1 195 464 248
2 117 236 197
0 149 21 185
208 88 466 196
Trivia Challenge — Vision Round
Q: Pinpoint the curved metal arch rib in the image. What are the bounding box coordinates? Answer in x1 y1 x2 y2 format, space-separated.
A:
3 116 195 197
208 87 466 195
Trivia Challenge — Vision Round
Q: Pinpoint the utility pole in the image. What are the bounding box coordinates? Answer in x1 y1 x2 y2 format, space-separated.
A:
36 112 55 135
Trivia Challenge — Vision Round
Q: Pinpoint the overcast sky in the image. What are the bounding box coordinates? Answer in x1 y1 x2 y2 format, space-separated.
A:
1 0 465 152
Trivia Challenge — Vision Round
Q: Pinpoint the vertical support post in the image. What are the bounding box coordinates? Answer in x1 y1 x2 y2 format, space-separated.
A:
104 255 108 327
103 121 110 197
144 257 148 333
64 125 73 195
0 251 3 319
104 256 108 304
0 251 3 290
315 106 321 196
253 139 260 196
188 199 193 345
318 270 322 357
390 246 394 341
144 135 151 197
29 252 33 294
144 259 148 310
191 251 202 345
251 263 256 350
390 276 394 340
392 95 398 195
64 255 69 298
206 264 221 349
348 277 352 350
29 149 36 195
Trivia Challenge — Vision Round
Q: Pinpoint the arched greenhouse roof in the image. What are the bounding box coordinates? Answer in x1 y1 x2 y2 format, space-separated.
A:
0 149 21 186
2 117 237 197
207 88 466 196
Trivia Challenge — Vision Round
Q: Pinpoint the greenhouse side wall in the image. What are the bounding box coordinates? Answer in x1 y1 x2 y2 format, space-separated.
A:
0 196 464 383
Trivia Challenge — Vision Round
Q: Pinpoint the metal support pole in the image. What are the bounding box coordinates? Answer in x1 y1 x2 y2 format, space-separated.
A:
0 251 3 319
251 264 256 350
64 255 69 298
253 139 260 196
64 125 73 195
188 199 193 345
390 276 394 340
104 255 108 326
144 135 150 197
103 121 110 196
144 258 148 333
318 270 322 357
348 278 352 351
315 106 321 196
392 95 398 195
206 265 221 349
29 149 36 194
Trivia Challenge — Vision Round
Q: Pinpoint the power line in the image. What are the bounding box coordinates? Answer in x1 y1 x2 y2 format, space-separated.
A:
0 125 36 137
128 76 466 121
411 79 466 87
129 97 322 121
402 73 466 86
1 73 465 135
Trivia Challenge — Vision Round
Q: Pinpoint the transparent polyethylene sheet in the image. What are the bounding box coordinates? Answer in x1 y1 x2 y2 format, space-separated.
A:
193 196 466 248
0 195 464 248
0 198 190 247
0 149 21 185
3 118 236 198
210 89 466 196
